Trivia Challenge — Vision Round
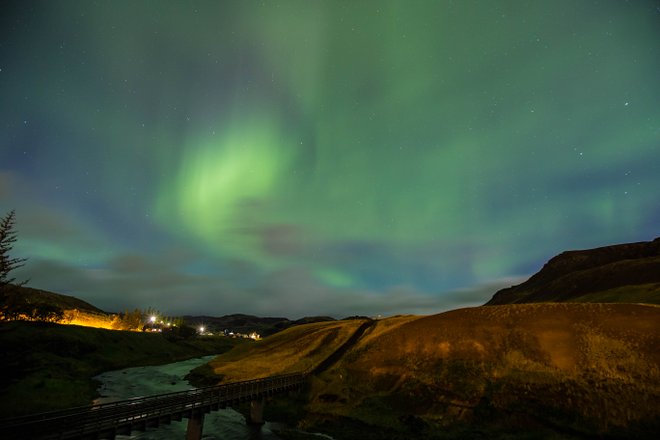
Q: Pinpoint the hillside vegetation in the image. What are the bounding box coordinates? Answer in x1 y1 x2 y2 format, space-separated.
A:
188 319 369 385
193 304 660 439
304 303 660 439
488 237 660 305
3 285 118 328
0 321 245 416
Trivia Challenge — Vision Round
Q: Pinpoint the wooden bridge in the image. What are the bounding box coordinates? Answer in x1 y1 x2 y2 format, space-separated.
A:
0 372 307 440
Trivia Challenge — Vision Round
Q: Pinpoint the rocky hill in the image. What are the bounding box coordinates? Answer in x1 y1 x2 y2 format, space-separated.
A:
487 237 660 305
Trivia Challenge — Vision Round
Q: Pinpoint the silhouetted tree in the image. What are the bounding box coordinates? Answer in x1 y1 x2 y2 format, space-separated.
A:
175 323 197 339
32 303 65 323
2 299 32 321
0 210 27 291
0 211 64 323
0 210 29 320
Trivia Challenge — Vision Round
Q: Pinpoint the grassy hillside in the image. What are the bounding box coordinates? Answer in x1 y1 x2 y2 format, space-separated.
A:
0 321 246 416
192 304 660 439
570 282 660 304
188 318 369 385
3 285 117 328
10 285 106 313
303 303 660 439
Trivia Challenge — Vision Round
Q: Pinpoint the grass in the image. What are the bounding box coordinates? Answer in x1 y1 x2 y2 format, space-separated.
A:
0 320 245 416
292 304 660 439
188 319 368 384
355 315 421 346
571 283 660 304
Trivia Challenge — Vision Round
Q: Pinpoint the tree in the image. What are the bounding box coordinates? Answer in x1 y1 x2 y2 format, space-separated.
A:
0 210 27 294
111 308 144 331
0 211 64 323
1 210 29 320
33 303 65 323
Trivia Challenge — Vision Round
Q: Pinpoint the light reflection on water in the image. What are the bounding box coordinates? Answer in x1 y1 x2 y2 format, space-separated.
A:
93 356 282 440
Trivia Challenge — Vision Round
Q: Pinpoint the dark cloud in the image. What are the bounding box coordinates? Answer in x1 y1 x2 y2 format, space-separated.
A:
259 224 306 257
438 277 527 307
246 267 523 318
15 253 525 319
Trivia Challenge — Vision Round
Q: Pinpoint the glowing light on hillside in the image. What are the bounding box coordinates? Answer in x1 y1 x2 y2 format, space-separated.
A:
150 316 156 323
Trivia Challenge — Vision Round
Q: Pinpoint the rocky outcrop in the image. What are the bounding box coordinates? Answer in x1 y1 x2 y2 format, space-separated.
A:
487 237 660 305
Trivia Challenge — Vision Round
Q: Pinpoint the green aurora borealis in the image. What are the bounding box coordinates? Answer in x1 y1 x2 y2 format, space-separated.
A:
1 1 658 316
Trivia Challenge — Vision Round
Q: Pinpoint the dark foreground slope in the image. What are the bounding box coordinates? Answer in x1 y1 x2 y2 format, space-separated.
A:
194 304 660 439
0 321 245 416
487 237 660 305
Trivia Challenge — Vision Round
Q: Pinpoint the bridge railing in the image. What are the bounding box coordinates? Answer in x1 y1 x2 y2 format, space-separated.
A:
0 371 307 439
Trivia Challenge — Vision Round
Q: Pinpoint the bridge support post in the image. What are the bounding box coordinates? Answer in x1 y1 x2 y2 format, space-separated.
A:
249 397 265 425
186 411 205 440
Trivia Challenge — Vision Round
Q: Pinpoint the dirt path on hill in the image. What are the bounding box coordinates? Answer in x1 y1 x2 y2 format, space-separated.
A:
311 319 375 374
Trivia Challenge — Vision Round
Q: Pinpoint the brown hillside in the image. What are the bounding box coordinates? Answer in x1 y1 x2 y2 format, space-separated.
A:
487 237 660 305
189 319 369 384
305 304 660 438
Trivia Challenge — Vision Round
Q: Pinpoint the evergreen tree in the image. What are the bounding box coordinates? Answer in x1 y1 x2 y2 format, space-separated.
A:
0 210 27 292
0 210 28 319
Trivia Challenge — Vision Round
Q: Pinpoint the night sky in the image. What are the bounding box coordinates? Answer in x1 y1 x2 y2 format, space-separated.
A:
1 1 658 317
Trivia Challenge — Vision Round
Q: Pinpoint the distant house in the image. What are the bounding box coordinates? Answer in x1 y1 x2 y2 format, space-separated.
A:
142 322 163 332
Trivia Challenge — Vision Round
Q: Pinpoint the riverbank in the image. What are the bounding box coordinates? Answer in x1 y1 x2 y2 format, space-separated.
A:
0 320 246 416
93 356 287 439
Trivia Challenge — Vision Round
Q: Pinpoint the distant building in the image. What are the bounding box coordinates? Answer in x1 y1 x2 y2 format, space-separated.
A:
142 322 163 332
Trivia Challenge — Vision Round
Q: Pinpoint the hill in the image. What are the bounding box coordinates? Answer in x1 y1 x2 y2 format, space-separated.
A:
191 304 660 439
9 285 106 314
187 318 370 385
2 285 116 328
487 237 660 305
7 286 335 334
310 304 659 438
180 314 335 338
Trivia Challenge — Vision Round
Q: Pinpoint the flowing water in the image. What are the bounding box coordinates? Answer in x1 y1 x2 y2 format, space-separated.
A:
93 356 283 440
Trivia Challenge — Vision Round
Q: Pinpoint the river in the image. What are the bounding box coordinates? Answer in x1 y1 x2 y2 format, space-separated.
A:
94 356 284 440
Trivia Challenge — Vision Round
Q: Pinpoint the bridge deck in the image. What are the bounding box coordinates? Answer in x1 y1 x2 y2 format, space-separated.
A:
0 372 306 440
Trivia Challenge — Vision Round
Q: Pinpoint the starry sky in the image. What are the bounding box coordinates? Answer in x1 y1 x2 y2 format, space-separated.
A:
1 1 658 318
